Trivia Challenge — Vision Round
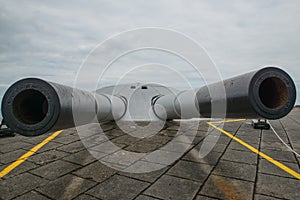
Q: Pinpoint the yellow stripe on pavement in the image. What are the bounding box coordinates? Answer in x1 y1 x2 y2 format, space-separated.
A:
207 122 300 180
0 130 63 179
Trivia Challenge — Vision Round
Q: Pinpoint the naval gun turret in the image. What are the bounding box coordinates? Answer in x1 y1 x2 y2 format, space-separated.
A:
1 66 296 136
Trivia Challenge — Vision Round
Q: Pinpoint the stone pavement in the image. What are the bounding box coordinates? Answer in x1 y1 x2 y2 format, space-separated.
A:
0 109 300 200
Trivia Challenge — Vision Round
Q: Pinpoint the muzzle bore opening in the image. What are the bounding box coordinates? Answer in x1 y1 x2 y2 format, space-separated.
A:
12 89 49 125
259 77 288 109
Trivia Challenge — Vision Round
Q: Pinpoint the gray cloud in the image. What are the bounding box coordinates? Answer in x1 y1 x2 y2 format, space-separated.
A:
0 0 300 121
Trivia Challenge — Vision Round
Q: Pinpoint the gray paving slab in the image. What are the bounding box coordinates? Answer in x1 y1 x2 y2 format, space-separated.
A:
260 148 298 163
26 141 64 153
57 141 86 154
54 135 81 144
212 160 256 182
73 161 116 182
228 140 260 151
199 175 254 200
0 173 47 199
0 149 28 164
30 160 81 180
258 158 300 179
195 195 220 200
120 168 169 184
73 194 99 200
167 160 213 182
86 174 150 200
0 141 32 153
28 149 70 165
183 148 223 165
0 161 37 179
222 149 258 165
256 173 300 199
62 149 97 166
36 174 97 199
13 191 50 200
143 175 199 200
135 195 160 200
141 150 182 166
254 194 283 200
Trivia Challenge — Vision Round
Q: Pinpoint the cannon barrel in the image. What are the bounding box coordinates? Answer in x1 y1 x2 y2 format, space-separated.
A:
1 78 126 136
153 67 296 120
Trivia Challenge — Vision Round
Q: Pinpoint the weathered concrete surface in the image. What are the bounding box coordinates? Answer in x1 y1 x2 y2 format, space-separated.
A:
0 109 300 200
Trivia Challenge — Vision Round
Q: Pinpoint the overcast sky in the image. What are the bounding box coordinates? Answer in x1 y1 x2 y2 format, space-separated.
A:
1 0 300 120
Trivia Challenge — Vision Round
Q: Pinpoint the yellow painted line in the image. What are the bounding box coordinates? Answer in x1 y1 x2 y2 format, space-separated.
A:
0 130 63 179
207 122 300 180
211 118 246 124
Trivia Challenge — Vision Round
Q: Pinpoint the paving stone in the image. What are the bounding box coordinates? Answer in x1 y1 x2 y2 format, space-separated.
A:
261 132 289 143
63 150 97 166
37 174 96 199
144 175 199 200
73 194 99 200
199 175 254 200
141 150 182 166
204 134 232 145
54 135 80 144
57 141 86 153
81 134 109 147
89 141 126 154
0 161 37 179
183 148 222 165
222 149 257 165
160 141 193 153
119 163 168 182
196 140 228 153
73 161 116 182
30 160 81 180
23 140 63 153
0 135 23 145
105 129 126 138
87 174 149 200
213 160 256 182
172 135 200 144
28 150 69 165
0 141 32 153
100 150 145 167
254 194 283 200
260 141 291 151
111 135 141 146
135 195 159 200
144 134 172 144
260 149 298 163
124 160 167 173
13 191 50 200
259 158 300 179
0 149 28 164
31 141 64 153
228 140 259 151
167 160 213 182
256 173 300 199
0 173 47 199
195 195 220 200
21 135 49 145
235 127 260 137
125 141 163 153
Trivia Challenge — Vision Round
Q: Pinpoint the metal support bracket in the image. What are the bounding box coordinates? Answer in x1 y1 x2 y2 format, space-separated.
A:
0 119 15 137
252 119 270 130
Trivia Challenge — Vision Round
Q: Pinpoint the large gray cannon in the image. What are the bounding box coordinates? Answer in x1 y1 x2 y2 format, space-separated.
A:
1 66 296 136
